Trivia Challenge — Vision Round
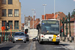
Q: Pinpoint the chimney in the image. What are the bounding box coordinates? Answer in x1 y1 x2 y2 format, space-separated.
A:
33 15 35 20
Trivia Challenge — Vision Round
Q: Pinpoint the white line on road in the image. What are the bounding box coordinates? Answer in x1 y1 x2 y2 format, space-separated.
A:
30 42 33 50
30 41 36 50
9 45 20 50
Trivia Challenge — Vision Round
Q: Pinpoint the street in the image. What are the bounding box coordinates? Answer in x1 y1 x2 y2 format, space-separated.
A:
0 41 70 50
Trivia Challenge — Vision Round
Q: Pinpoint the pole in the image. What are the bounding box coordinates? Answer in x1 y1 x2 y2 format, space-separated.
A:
69 12 71 37
10 25 12 41
44 6 45 19
63 17 64 37
66 19 68 36
43 4 47 20
54 0 55 19
10 25 12 37
74 10 75 36
32 9 35 29
32 9 34 29
74 21 75 36
1 31 3 42
4 22 5 38
4 22 5 41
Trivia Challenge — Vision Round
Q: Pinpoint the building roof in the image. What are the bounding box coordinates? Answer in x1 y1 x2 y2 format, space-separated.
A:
42 15 44 20
46 14 54 19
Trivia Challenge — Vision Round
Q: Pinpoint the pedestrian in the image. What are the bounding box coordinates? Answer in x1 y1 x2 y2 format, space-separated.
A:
8 34 12 42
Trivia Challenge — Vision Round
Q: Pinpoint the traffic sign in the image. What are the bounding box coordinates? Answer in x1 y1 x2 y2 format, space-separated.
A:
1 26 6 31
61 29 63 32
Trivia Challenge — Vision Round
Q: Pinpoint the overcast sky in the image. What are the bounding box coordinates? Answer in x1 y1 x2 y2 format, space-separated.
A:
19 0 75 23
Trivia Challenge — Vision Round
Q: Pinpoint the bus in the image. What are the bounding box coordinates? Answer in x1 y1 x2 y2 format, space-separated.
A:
37 19 60 44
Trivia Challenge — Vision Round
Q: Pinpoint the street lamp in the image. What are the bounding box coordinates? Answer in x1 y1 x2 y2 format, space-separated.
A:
54 0 55 19
32 9 35 29
73 9 75 36
43 4 47 20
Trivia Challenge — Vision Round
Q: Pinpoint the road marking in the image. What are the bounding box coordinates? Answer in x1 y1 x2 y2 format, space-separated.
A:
30 42 33 50
9 45 20 50
30 41 36 50
34 42 36 50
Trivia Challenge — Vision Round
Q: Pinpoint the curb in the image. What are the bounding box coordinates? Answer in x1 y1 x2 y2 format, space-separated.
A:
60 41 75 50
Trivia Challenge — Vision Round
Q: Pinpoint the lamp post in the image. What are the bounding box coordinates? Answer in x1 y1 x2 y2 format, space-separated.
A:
54 0 55 19
73 9 75 42
43 4 47 20
32 9 35 29
73 9 75 36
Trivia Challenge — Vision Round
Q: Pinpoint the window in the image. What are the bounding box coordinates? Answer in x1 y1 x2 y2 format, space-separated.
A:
14 21 19 29
8 21 13 29
2 0 6 4
8 9 13 17
14 9 19 17
2 21 7 27
2 9 6 16
8 0 12 4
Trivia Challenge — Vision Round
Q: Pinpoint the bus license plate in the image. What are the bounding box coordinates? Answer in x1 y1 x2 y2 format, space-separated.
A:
18 39 22 40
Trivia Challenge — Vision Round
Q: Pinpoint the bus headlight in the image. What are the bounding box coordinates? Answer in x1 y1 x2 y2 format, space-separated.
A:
41 35 44 37
56 34 60 39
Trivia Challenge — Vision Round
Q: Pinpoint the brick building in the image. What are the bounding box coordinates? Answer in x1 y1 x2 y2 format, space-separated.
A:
42 12 66 26
0 0 21 32
24 16 40 29
30 18 40 29
42 12 66 20
24 16 32 26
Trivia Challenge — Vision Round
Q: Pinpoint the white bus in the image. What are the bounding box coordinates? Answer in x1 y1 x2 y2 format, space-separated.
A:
37 19 60 44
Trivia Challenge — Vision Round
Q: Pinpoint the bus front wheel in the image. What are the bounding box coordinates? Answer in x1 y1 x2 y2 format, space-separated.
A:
54 42 59 45
39 41 42 44
39 39 42 44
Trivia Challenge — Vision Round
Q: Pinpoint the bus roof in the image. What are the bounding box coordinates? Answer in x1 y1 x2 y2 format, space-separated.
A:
41 19 59 21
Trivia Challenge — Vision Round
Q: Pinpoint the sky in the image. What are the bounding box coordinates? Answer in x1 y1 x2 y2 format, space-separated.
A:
19 0 75 23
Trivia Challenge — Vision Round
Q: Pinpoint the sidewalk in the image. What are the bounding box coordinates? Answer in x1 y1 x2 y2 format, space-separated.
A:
60 41 75 50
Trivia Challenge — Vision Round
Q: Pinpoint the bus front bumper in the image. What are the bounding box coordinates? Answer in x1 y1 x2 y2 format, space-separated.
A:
40 39 60 42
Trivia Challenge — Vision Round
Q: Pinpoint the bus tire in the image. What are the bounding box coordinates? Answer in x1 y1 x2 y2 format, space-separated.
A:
39 41 42 44
39 40 42 44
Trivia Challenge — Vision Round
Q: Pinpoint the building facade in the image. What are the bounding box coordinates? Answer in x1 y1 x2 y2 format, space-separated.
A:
0 0 21 32
30 18 40 29
24 16 32 26
24 16 40 29
42 12 66 20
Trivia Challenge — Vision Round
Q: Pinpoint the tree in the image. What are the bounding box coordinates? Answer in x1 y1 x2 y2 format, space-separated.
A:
71 9 75 18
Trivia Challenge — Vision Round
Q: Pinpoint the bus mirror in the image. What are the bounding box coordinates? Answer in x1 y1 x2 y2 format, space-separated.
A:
37 24 41 30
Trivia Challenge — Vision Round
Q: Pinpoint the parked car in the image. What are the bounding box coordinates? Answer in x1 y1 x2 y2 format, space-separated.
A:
13 32 26 43
32 36 38 41
25 34 29 41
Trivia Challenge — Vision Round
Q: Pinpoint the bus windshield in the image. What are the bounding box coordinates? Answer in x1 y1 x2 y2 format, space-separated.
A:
41 20 59 34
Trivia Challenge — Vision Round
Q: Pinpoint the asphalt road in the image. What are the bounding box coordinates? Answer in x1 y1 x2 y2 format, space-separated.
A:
0 41 70 50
